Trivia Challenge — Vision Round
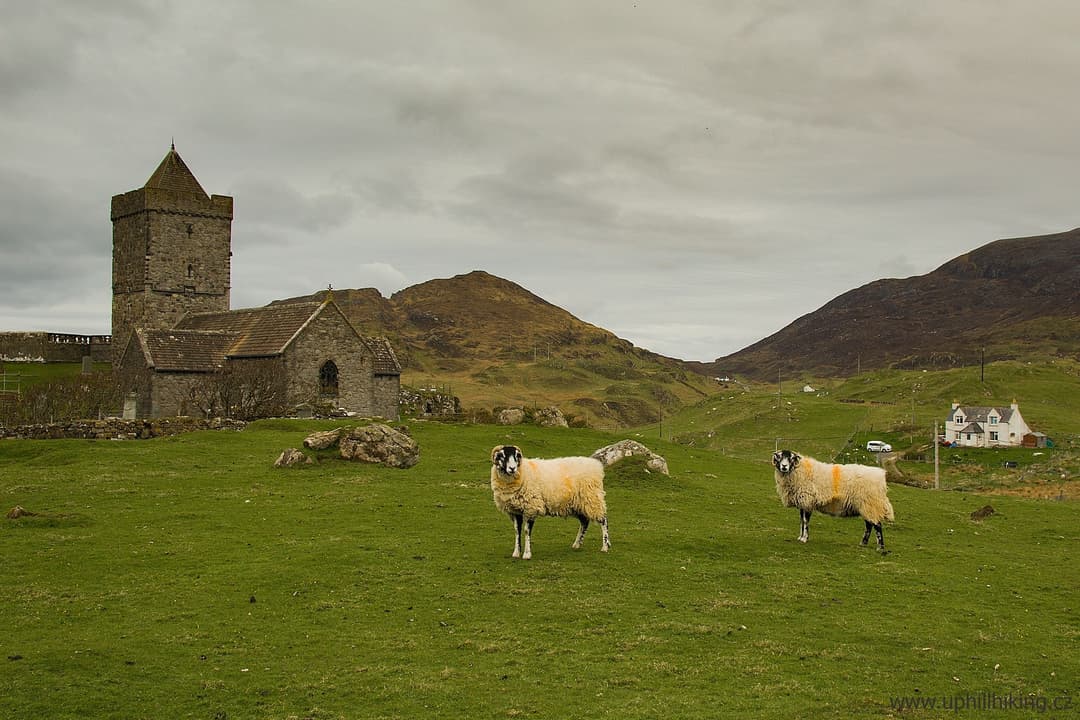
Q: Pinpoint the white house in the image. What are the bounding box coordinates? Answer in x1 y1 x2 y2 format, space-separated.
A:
944 400 1031 448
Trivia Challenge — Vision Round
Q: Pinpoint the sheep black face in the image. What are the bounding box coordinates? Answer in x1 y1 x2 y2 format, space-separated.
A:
773 449 801 475
492 444 523 478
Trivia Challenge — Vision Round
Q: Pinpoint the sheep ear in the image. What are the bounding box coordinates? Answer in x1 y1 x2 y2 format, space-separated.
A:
790 452 801 467
491 446 503 463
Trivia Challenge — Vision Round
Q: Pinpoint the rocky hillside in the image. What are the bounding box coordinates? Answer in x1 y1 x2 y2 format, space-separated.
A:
272 271 706 426
691 228 1080 380
276 270 674 371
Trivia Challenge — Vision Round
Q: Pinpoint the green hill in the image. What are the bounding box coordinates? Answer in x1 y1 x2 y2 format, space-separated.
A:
634 359 1080 498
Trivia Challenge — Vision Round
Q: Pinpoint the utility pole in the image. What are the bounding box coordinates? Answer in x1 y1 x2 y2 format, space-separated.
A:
934 421 940 490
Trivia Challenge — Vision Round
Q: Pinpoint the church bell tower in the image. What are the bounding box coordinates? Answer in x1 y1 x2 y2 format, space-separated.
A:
110 145 233 364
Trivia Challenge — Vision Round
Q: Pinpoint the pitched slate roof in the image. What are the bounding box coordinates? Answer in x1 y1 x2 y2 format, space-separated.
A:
144 145 209 199
367 336 402 375
176 302 324 358
949 405 1015 423
133 328 236 372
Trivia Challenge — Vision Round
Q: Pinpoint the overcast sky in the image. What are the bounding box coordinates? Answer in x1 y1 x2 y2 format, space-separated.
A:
3 2 1079 362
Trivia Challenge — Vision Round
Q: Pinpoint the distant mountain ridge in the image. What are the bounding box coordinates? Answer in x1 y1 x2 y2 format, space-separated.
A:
692 227 1080 380
274 229 1080 385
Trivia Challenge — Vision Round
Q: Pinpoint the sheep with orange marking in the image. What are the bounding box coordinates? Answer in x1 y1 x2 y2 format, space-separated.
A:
772 449 895 553
490 444 610 560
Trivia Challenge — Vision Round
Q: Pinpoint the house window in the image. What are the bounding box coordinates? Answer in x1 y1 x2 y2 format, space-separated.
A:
955 415 964 424
187 263 194 279
989 416 998 425
319 360 339 397
990 431 999 442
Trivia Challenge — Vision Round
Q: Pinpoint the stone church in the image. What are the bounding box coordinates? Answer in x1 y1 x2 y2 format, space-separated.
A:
113 146 400 419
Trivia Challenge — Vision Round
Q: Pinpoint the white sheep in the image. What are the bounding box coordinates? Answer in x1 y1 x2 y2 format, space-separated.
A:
772 449 895 553
490 444 611 560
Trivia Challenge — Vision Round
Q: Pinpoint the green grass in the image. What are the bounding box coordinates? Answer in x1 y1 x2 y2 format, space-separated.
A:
1 420 1076 719
633 360 1080 495
0 362 112 390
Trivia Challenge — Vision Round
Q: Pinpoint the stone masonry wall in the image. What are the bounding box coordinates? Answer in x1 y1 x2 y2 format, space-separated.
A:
284 306 377 414
0 416 245 441
373 375 402 420
110 187 233 364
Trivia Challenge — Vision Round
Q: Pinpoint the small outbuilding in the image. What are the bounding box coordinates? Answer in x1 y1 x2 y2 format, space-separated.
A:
1021 432 1050 449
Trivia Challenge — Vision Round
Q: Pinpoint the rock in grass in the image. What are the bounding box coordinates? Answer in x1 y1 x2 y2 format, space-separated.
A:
496 408 525 425
274 448 314 468
339 423 419 469
303 428 343 450
6 506 38 519
591 440 669 475
534 406 568 428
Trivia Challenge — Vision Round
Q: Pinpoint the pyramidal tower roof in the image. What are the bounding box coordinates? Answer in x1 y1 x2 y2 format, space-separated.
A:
144 143 209 199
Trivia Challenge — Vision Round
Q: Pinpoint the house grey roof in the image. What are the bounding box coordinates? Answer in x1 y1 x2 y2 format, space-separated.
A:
176 302 324 357
959 422 985 434
144 146 209 199
949 405 1015 423
133 328 237 372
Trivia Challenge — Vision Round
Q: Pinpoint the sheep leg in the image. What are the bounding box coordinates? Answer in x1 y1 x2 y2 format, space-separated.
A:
798 509 811 543
861 519 873 546
510 513 524 558
599 516 610 552
522 517 535 560
874 523 888 554
572 515 589 549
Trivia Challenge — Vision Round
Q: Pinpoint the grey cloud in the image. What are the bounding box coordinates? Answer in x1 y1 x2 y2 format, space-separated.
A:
452 156 619 235
230 179 355 235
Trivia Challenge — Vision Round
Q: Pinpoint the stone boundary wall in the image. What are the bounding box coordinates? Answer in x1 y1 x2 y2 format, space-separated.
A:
399 386 460 418
0 332 112 363
0 416 245 440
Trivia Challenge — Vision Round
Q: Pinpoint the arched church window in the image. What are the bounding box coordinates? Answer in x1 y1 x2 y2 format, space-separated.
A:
319 360 339 397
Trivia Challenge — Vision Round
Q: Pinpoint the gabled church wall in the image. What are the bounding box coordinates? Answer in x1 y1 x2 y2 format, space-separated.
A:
283 309 376 414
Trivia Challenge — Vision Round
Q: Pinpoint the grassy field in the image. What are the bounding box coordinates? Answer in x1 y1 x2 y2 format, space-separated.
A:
1 419 1076 719
636 360 1080 497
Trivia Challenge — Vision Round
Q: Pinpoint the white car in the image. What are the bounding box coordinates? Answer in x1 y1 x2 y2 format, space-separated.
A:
866 440 892 453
